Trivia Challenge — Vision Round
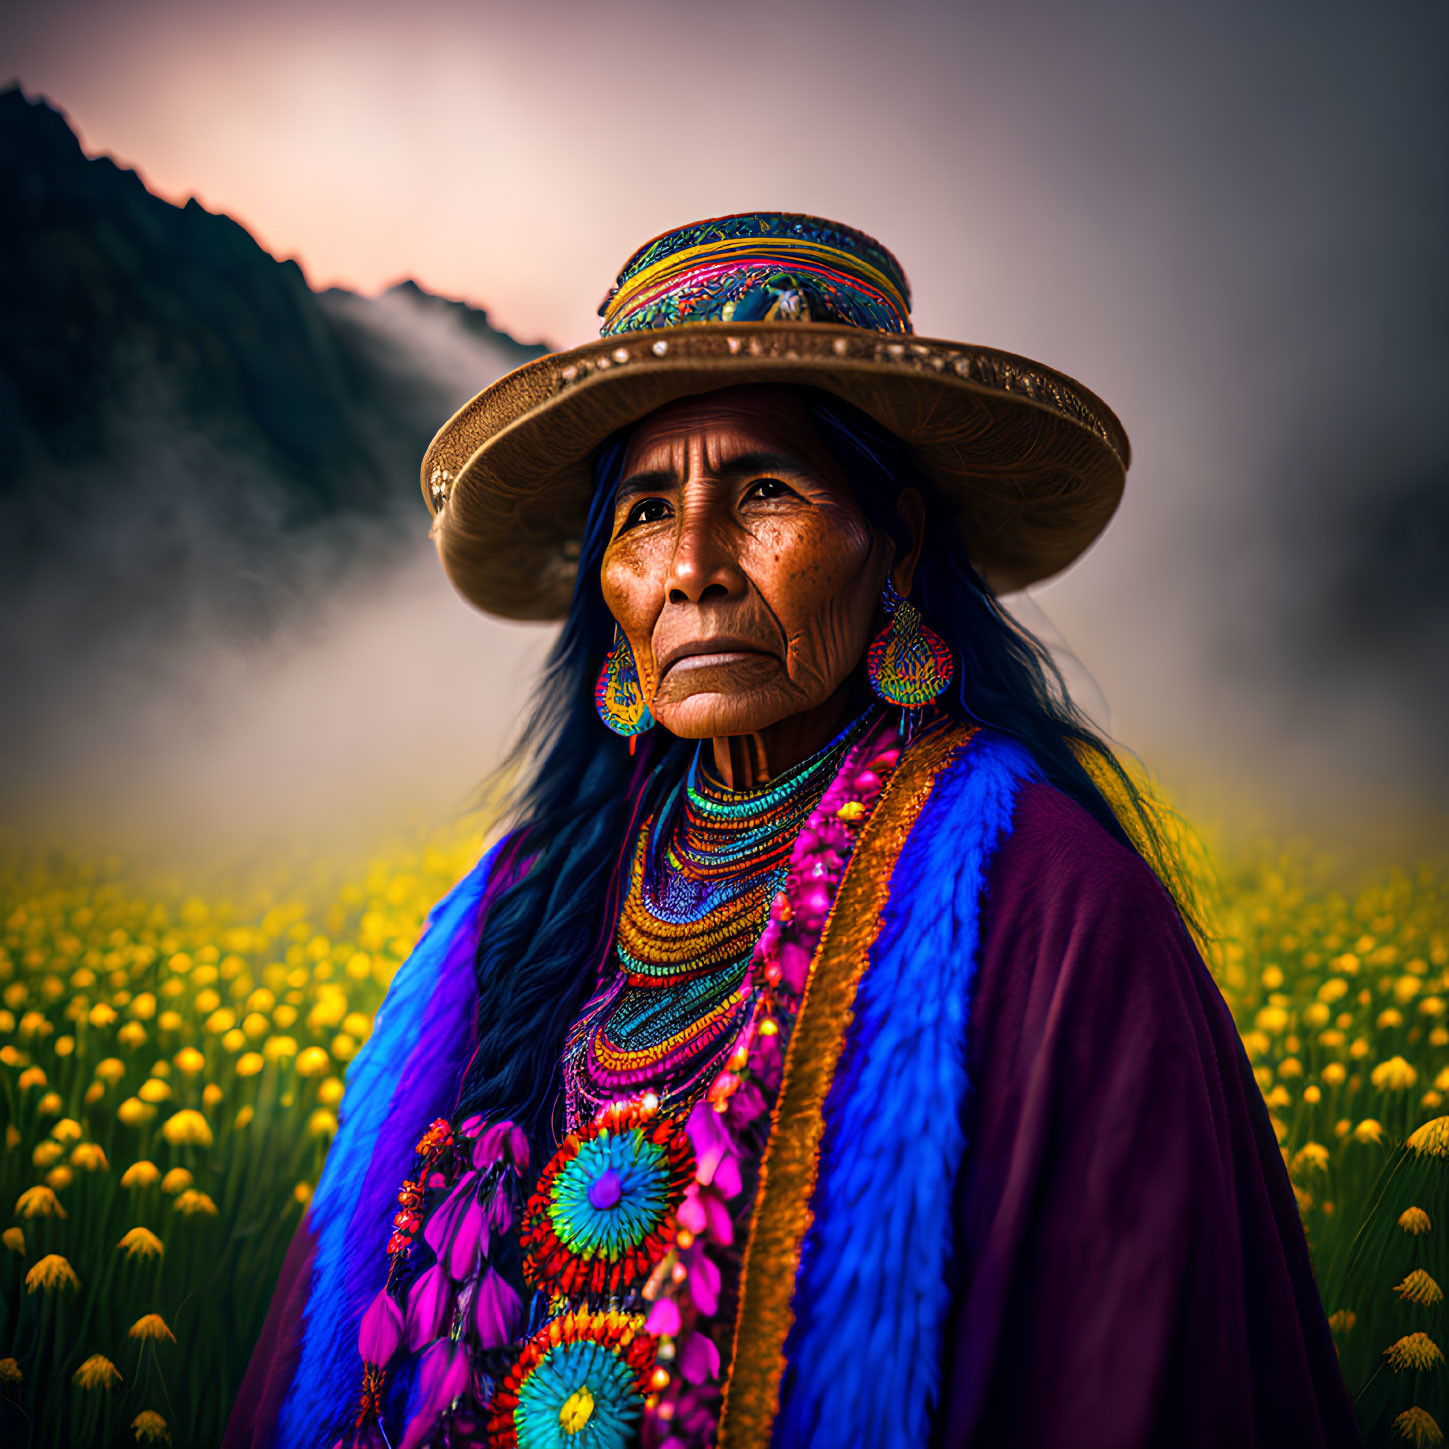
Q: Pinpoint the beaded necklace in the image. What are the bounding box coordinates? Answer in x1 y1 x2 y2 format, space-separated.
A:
563 709 876 1128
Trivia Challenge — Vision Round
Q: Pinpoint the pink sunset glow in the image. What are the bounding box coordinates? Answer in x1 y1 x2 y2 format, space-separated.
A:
2 0 1445 857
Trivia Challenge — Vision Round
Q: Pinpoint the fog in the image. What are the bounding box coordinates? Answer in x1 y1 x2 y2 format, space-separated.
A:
2 0 1446 875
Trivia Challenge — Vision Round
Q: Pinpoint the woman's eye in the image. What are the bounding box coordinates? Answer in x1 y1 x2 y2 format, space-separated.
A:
621 497 671 530
746 477 794 502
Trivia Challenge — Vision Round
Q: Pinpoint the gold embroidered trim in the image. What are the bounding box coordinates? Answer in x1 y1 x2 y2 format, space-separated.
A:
716 722 977 1448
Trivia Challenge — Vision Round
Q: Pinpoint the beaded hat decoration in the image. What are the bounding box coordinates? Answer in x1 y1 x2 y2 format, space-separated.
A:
423 211 1131 621
599 214 912 337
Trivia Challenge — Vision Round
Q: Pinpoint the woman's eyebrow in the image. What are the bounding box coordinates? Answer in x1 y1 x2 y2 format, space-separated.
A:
615 450 811 504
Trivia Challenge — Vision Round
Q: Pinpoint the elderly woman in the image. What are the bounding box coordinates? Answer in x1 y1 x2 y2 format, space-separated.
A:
227 215 1358 1449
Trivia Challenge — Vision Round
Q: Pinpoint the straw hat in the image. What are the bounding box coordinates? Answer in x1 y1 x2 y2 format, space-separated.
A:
422 212 1129 620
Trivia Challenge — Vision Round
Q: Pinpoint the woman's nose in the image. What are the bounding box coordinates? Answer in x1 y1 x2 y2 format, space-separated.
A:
666 501 745 606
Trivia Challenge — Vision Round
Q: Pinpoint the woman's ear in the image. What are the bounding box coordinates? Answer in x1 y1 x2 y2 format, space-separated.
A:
890 487 926 597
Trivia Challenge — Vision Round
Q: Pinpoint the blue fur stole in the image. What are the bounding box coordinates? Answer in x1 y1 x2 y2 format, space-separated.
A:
276 839 505 1448
776 732 1037 1448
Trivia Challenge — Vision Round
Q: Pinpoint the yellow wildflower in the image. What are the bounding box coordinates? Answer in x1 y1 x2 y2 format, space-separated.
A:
16 1184 65 1218
161 1109 213 1148
129 992 157 1020
221 1028 246 1053
1350 1038 1371 1059
1318 978 1349 1003
173 1047 205 1075
25 1253 79 1292
1386 1333 1446 1373
1321 1062 1347 1086
194 988 222 1015
173 1189 218 1217
1426 1091 1445 1111
263 1034 298 1061
37 1091 62 1116
117 1097 155 1126
242 1012 269 1040
1292 1142 1331 1174
295 1046 329 1077
295 1180 314 1205
235 1105 255 1129
308 1109 338 1139
318 1076 344 1106
117 1021 146 1048
50 1117 83 1144
3 1226 24 1254
1353 1119 1385 1143
1327 1310 1355 1334
202 1082 222 1108
1392 1408 1445 1448
73 1354 122 1390
1408 1117 1449 1158
0 1357 21 1384
32 1140 63 1168
84 1081 105 1105
342 1011 372 1040
96 1056 126 1083
1303 1085 1322 1104
1319 1029 1347 1049
160 1167 193 1195
1400 1206 1433 1234
1396 1270 1444 1306
156 1011 182 1033
71 1143 109 1171
236 1051 264 1078
332 1033 358 1062
18 1065 46 1090
138 1078 170 1104
88 1002 117 1028
1372 1057 1418 1090
132 1410 170 1443
47 1164 73 1190
129 1313 176 1343
246 987 276 1014
1278 1057 1304 1079
121 1160 160 1189
206 1007 237 1035
117 1227 164 1260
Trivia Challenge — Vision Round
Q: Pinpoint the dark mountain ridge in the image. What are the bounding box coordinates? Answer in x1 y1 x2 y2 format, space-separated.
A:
0 83 547 633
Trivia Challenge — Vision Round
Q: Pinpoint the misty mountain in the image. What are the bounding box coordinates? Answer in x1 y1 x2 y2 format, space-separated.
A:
0 84 547 644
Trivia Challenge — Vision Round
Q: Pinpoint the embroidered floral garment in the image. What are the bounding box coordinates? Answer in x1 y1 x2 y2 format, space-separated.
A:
225 727 1359 1449
355 708 905 1449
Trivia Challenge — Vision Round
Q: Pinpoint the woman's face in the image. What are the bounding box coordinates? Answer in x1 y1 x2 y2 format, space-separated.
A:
600 387 911 741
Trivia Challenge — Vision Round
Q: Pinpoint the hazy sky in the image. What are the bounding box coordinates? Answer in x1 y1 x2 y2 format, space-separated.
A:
4 0 1447 859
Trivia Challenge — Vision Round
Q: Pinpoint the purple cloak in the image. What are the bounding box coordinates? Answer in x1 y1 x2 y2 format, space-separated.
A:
942 781 1359 1446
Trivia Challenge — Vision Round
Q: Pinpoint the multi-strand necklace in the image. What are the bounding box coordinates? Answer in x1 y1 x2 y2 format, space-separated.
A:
562 710 875 1129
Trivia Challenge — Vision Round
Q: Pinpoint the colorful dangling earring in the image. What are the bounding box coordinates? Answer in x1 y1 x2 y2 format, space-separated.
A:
866 578 955 708
595 624 655 748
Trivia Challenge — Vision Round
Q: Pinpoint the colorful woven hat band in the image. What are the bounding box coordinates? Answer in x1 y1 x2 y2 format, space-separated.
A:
599 213 913 338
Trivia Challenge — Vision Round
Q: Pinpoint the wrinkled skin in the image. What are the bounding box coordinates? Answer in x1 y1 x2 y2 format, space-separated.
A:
600 386 923 788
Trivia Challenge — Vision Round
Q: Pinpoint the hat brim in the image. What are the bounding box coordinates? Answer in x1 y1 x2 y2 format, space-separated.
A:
422 321 1129 620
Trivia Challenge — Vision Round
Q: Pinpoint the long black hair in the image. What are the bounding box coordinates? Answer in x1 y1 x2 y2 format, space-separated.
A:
454 388 1197 1146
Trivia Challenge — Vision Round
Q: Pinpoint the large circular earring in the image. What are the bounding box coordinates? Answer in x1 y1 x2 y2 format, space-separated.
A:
866 578 955 707
594 624 655 744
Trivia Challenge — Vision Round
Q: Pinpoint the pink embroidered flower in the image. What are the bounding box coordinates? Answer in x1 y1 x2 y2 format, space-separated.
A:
358 1288 403 1365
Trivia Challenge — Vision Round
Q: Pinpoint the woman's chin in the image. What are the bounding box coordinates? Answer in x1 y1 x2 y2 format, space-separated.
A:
651 689 798 741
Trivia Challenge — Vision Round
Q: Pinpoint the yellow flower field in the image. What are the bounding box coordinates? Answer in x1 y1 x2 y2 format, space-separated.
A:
1 825 1446 1445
